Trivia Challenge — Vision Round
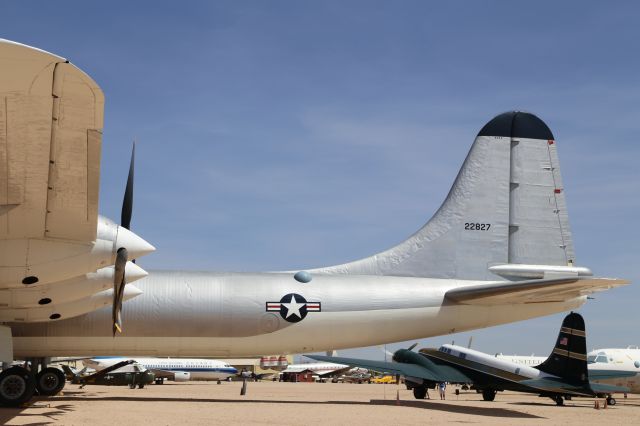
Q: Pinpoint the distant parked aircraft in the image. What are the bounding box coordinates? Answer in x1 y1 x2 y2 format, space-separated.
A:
309 313 629 406
83 357 238 383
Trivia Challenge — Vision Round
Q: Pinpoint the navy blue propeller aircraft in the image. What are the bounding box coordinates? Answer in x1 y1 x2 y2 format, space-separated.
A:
309 313 628 406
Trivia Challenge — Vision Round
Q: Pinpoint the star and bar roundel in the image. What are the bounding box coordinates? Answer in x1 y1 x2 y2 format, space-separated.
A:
266 293 321 323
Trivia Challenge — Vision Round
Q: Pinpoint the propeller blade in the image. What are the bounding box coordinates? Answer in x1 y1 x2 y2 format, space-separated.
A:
407 343 418 351
112 247 128 336
121 143 135 230
378 345 395 358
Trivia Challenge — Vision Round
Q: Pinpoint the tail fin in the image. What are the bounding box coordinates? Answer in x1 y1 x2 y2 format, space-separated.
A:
535 312 588 384
314 111 580 280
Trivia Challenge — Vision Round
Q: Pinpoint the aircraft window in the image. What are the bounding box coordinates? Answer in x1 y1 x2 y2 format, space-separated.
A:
587 355 597 364
634 361 640 368
595 356 608 363
459 353 466 360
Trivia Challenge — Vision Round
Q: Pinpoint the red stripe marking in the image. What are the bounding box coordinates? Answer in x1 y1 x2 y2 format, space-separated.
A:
548 140 555 145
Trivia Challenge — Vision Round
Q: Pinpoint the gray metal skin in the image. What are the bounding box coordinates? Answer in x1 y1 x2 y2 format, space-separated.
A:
8 112 618 358
11 272 584 357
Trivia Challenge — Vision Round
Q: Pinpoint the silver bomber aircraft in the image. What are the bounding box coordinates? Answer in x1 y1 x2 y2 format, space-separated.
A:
0 39 629 406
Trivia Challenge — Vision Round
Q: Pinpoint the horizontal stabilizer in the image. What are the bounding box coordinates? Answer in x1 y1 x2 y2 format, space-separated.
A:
519 378 593 396
519 377 629 396
445 278 628 305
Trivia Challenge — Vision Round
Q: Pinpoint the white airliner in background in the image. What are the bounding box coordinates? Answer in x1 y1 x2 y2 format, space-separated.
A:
498 347 640 394
83 357 238 382
0 38 629 407
280 361 369 380
587 347 640 394
496 354 546 366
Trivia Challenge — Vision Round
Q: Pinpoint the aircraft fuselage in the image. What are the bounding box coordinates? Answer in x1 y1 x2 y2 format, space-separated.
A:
10 271 584 358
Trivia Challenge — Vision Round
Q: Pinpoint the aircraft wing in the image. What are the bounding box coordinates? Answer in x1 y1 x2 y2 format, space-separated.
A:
445 278 628 305
307 355 435 379
0 39 103 243
307 355 470 383
84 360 135 382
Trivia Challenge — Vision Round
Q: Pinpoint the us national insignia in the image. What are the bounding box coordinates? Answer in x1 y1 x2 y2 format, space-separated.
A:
266 293 321 323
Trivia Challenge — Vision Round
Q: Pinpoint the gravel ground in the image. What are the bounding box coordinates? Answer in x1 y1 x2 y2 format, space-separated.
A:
1 381 638 425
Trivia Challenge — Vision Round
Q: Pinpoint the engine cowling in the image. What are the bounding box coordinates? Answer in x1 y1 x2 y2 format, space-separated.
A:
173 371 190 382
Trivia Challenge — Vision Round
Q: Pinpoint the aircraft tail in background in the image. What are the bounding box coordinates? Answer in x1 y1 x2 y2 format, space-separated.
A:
535 312 588 385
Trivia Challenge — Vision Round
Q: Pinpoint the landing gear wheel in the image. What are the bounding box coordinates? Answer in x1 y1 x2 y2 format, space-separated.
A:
607 396 616 406
0 367 36 407
129 383 136 389
554 395 564 406
413 386 427 399
482 389 496 401
155 379 163 385
35 367 66 396
137 383 145 389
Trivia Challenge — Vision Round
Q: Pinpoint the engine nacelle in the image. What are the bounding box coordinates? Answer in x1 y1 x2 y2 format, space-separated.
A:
173 372 190 382
0 216 154 288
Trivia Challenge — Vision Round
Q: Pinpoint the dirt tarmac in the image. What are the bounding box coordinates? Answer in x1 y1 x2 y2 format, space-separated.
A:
1 381 639 425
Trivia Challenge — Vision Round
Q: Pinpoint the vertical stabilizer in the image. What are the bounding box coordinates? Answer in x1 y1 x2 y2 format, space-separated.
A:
314 112 577 280
535 312 588 384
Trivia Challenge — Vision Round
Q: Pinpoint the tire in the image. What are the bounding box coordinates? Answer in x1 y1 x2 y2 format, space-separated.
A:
138 383 145 389
607 397 616 406
413 386 427 399
482 389 496 401
554 395 564 406
36 367 66 396
129 383 136 389
0 367 36 407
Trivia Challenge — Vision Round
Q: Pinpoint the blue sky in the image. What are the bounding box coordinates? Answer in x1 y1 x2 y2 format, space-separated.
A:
3 1 639 360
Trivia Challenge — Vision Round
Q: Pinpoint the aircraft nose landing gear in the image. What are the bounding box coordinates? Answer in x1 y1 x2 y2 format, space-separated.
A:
0 366 36 407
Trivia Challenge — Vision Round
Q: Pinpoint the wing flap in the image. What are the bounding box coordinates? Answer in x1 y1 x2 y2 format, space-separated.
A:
0 39 103 242
446 278 628 305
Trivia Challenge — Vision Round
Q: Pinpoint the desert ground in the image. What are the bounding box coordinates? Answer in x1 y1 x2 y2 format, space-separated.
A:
1 381 639 425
